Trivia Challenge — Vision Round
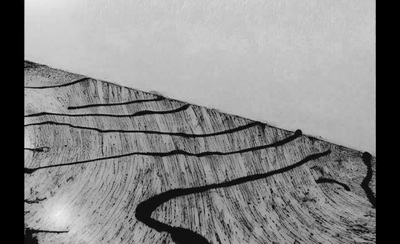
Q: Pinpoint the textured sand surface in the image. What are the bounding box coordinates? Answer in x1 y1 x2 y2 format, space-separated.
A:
24 61 375 244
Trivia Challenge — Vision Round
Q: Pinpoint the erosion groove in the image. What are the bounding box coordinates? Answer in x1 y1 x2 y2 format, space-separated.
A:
24 129 301 174
315 178 350 191
24 104 191 118
24 77 89 89
25 228 69 244
24 61 376 244
25 197 47 204
135 150 331 244
26 229 69 234
24 147 50 152
361 152 376 208
67 97 165 110
24 121 265 138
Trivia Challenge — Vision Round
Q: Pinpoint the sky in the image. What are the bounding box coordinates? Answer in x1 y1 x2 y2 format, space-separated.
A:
25 0 375 154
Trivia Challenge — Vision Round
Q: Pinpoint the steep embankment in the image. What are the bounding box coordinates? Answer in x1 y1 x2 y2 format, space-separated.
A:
24 61 375 244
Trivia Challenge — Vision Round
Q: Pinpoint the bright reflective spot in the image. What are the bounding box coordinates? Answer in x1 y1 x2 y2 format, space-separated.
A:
48 204 71 229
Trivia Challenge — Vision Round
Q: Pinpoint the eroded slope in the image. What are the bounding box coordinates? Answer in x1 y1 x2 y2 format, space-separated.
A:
24 61 376 244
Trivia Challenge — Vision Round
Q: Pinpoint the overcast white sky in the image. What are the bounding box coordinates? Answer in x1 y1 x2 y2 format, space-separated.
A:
25 0 375 155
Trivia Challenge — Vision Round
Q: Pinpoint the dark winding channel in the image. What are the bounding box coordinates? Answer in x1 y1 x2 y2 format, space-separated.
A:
25 228 68 244
24 130 302 174
135 150 331 244
24 197 47 204
361 152 375 208
67 97 165 110
24 121 265 138
24 147 50 152
315 178 350 191
24 77 90 89
24 104 191 118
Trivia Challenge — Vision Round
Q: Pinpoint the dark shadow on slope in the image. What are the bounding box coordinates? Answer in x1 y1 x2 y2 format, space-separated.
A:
361 152 376 208
24 229 38 244
315 178 350 191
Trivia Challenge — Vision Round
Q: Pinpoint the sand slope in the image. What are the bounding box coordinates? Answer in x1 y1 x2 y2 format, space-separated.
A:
24 61 375 244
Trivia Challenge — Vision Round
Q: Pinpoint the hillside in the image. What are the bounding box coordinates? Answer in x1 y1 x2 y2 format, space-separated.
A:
24 60 375 244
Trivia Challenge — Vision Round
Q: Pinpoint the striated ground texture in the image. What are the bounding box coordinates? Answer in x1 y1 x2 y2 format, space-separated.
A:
24 60 375 244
